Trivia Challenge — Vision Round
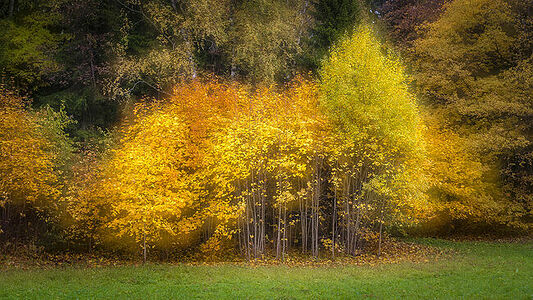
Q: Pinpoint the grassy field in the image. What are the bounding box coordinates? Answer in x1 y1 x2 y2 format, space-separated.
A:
0 239 531 299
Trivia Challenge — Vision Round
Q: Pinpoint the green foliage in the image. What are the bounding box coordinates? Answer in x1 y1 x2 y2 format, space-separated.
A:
304 0 362 70
0 0 122 141
37 87 118 137
0 2 63 91
230 0 308 83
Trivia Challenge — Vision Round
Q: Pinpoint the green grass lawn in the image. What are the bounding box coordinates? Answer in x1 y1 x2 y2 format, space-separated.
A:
0 239 531 299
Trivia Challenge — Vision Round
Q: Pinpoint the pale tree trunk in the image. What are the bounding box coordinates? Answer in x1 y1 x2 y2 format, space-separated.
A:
300 181 307 254
311 158 321 259
332 188 337 260
190 53 197 79
143 226 147 265
245 181 251 261
259 175 265 257
282 201 287 261
8 0 14 17
352 205 361 255
169 0 177 11
89 48 96 89
344 175 351 255
230 61 237 78
276 201 282 260
378 206 384 257
230 43 237 78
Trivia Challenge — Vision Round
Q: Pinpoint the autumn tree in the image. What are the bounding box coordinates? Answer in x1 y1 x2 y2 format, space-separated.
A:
320 25 427 255
422 114 503 231
380 0 449 49
0 85 72 244
413 0 533 230
60 131 115 251
204 78 327 260
97 105 204 263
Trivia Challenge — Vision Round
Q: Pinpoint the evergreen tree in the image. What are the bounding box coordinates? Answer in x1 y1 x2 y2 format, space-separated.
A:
303 0 362 71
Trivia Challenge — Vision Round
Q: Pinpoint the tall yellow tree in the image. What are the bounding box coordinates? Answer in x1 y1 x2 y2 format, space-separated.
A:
100 105 203 263
320 25 427 254
0 86 71 240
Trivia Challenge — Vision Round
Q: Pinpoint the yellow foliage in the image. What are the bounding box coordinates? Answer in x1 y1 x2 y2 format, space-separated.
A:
0 87 62 209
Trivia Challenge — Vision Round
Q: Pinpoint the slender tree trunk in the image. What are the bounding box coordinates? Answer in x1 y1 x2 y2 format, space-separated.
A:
8 0 14 17
230 46 237 79
229 2 237 78
260 175 265 255
345 177 351 255
276 200 282 260
352 204 361 255
143 229 147 265
282 201 287 261
378 207 384 257
300 183 307 254
89 47 96 89
245 183 251 261
311 158 321 259
253 195 257 260
169 0 177 10
180 29 196 79
332 188 337 260
252 171 257 260
311 179 316 258
238 217 242 254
